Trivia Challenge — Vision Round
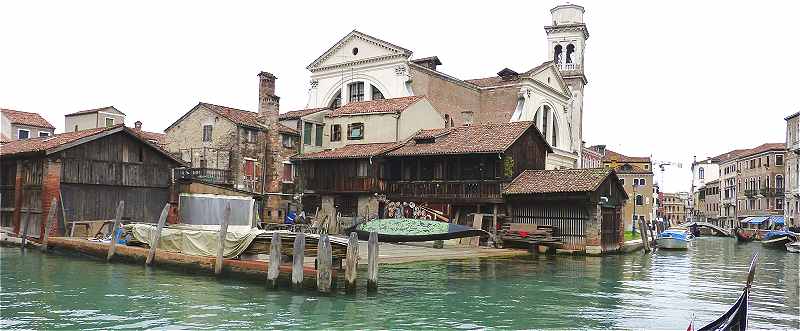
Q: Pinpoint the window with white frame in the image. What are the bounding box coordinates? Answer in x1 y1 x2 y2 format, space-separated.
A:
105 117 115 127
38 131 50 137
17 129 29 139
348 82 364 102
282 162 294 182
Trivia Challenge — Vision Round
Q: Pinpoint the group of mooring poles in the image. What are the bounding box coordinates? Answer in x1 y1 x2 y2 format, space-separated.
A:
102 202 379 294
637 218 659 253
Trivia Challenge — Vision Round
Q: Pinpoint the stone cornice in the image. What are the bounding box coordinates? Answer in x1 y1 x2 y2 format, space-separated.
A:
310 53 409 73
544 24 590 40
408 62 480 92
308 31 412 71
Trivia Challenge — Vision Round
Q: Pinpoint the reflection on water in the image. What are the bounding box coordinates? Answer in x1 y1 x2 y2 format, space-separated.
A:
1 238 798 329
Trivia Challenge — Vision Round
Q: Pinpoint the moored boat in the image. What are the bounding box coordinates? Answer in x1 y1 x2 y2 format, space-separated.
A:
350 218 489 242
760 230 798 248
696 252 758 331
787 241 800 253
734 228 754 243
656 229 693 250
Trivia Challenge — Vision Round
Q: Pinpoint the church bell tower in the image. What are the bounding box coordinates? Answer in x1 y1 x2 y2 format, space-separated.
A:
545 3 589 163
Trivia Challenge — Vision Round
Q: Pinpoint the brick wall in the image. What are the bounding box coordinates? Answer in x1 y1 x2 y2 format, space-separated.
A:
39 159 62 237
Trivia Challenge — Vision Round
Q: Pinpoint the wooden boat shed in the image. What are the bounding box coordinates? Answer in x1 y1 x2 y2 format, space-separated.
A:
503 168 628 254
0 125 183 237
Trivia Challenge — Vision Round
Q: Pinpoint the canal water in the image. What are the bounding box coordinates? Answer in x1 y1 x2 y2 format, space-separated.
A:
2 238 798 330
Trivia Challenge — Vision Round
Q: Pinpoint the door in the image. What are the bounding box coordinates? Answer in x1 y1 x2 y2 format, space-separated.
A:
601 207 621 251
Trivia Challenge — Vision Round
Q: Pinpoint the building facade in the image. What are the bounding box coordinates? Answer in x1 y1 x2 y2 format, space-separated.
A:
735 143 786 222
785 111 800 227
598 147 654 231
64 106 126 132
294 4 590 169
1 108 55 142
663 192 688 224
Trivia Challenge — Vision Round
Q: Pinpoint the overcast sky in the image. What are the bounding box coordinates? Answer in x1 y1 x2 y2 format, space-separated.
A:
2 1 799 193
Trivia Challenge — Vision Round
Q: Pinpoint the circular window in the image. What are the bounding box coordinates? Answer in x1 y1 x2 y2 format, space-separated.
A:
352 47 359 55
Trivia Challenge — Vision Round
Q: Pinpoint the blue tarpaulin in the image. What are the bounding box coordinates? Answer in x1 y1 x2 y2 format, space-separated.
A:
744 216 769 224
768 215 785 225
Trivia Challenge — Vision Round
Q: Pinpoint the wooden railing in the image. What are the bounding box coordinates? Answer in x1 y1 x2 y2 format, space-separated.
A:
174 168 233 186
304 177 384 193
386 180 507 202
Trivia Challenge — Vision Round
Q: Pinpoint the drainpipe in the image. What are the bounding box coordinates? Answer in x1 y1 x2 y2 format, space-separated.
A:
394 112 401 141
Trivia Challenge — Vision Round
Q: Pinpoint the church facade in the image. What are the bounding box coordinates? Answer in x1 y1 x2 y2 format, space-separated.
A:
298 4 589 169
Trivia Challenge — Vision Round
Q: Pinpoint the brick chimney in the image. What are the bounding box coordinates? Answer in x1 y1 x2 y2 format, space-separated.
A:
258 71 280 125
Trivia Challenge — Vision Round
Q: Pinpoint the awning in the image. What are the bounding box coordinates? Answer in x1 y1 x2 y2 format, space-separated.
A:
742 216 769 224
768 215 785 225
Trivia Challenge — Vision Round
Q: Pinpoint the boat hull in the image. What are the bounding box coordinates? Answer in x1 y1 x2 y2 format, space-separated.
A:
352 218 489 243
762 236 793 248
787 242 800 253
656 238 689 250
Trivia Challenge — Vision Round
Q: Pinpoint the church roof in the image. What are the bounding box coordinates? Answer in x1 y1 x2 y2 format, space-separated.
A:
307 30 412 70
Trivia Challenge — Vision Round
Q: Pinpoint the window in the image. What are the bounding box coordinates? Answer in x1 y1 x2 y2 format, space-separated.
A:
17 129 29 139
639 178 646 186
348 82 364 102
644 164 649 170
245 129 257 143
348 123 364 140
315 124 323 146
282 135 294 148
303 122 313 145
371 85 384 100
38 131 50 137
698 167 704 180
331 124 342 142
619 178 625 185
74 125 79 132
635 194 644 206
356 160 369 177
282 163 294 182
776 175 784 188
105 117 115 127
202 125 213 142
776 154 784 166
766 156 770 167
777 198 784 210
330 91 342 109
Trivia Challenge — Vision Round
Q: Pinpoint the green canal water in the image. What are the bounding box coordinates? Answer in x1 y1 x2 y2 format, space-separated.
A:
1 238 798 330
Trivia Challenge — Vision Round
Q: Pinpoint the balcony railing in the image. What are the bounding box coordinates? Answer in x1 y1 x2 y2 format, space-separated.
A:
760 187 785 197
744 189 758 197
174 167 233 186
557 63 579 71
386 180 507 202
304 177 384 193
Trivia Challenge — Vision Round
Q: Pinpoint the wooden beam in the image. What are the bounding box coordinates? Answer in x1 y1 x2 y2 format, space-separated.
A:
316 234 332 293
267 232 281 288
214 204 232 275
145 204 170 266
367 231 378 293
40 197 58 252
20 192 31 249
106 201 125 261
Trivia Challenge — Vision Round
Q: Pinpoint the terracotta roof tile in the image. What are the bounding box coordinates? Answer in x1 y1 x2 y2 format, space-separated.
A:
278 123 299 136
464 76 520 88
0 126 117 156
388 121 546 157
697 149 748 164
738 143 785 158
326 96 423 117
65 106 124 116
1 108 55 129
199 102 263 128
504 168 614 195
602 149 650 163
294 142 400 160
132 129 166 146
279 107 328 120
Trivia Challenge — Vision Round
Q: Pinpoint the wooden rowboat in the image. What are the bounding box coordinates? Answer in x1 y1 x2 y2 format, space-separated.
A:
696 252 758 331
761 230 798 248
734 228 754 243
349 218 489 242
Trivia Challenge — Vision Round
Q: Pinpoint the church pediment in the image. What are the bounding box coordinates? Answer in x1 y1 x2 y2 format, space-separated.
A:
526 61 571 97
307 30 412 71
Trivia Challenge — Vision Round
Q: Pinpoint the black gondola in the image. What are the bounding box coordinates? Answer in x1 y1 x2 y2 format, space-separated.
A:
697 252 758 331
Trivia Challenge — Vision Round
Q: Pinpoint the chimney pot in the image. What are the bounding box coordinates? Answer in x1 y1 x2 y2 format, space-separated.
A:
134 120 142 130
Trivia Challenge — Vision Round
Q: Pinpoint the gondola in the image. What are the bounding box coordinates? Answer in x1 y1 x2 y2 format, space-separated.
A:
695 252 758 331
760 230 798 248
348 218 489 242
733 228 754 243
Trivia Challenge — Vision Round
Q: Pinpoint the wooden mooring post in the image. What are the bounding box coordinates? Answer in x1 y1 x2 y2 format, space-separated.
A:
292 233 305 289
40 197 58 252
638 219 650 253
267 232 281 288
214 204 231 276
20 193 31 249
345 232 359 293
106 201 125 261
367 231 378 292
145 204 171 266
316 234 333 293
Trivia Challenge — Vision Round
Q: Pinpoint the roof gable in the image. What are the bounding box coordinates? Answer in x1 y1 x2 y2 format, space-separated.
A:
504 168 619 195
1 108 55 129
165 102 264 132
307 30 412 71
65 106 125 117
526 61 571 96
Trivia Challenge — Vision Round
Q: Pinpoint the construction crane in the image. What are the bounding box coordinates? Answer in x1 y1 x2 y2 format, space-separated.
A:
652 159 683 221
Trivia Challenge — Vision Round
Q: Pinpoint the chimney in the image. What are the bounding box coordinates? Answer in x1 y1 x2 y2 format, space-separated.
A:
134 120 142 130
258 71 280 125
461 110 474 126
411 56 442 71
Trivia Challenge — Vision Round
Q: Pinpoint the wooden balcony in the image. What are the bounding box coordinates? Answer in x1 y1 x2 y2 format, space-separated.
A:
386 180 507 203
174 167 233 186
304 177 385 193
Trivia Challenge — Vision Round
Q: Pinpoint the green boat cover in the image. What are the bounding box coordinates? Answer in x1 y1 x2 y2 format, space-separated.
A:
357 218 450 236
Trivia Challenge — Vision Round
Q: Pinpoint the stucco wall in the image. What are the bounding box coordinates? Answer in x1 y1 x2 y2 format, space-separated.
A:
409 65 479 127
66 112 125 132
163 106 238 171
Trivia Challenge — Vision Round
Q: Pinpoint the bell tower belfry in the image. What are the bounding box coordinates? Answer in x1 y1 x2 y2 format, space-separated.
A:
545 3 589 165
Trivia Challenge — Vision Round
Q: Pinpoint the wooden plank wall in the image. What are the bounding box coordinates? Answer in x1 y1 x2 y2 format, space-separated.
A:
513 203 589 250
61 184 169 222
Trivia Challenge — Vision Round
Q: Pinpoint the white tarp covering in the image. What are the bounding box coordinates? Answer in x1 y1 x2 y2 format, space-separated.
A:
179 194 254 227
123 223 262 258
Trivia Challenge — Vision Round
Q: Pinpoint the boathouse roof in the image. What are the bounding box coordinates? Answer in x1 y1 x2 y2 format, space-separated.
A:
503 168 622 195
293 142 400 160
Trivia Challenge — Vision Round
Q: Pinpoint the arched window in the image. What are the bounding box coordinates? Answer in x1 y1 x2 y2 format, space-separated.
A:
534 105 557 148
635 194 644 206
511 96 524 121
551 115 558 147
553 45 563 64
371 85 384 100
698 167 705 180
566 44 575 63
444 114 450 128
329 91 341 109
